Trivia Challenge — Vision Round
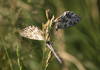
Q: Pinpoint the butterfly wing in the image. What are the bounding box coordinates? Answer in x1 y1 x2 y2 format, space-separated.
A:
54 11 81 30
19 26 44 40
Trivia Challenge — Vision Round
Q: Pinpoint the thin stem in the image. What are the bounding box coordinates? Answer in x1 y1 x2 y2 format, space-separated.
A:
46 43 62 63
44 51 52 70
16 45 22 70
4 47 13 70
41 45 52 70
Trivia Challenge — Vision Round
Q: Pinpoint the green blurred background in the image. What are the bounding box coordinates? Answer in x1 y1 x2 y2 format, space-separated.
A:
0 0 100 70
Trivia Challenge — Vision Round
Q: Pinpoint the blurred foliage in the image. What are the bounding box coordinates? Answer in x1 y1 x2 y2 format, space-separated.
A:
0 0 100 70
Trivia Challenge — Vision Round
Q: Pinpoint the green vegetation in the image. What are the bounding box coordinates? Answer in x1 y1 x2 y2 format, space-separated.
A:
0 0 100 70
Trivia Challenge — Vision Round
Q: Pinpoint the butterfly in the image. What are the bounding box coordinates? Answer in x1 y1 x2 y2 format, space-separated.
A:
19 26 44 40
54 11 81 30
19 11 80 63
19 25 62 63
19 11 80 40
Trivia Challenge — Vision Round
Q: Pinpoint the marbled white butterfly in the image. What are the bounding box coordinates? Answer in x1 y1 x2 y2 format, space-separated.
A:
19 26 44 40
19 11 80 63
54 11 80 30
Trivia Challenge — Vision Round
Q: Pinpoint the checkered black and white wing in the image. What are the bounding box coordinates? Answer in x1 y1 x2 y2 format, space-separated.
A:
19 26 44 40
54 11 81 30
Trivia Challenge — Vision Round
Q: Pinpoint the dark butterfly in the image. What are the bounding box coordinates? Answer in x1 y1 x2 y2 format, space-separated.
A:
54 11 81 30
19 11 81 40
19 11 81 63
